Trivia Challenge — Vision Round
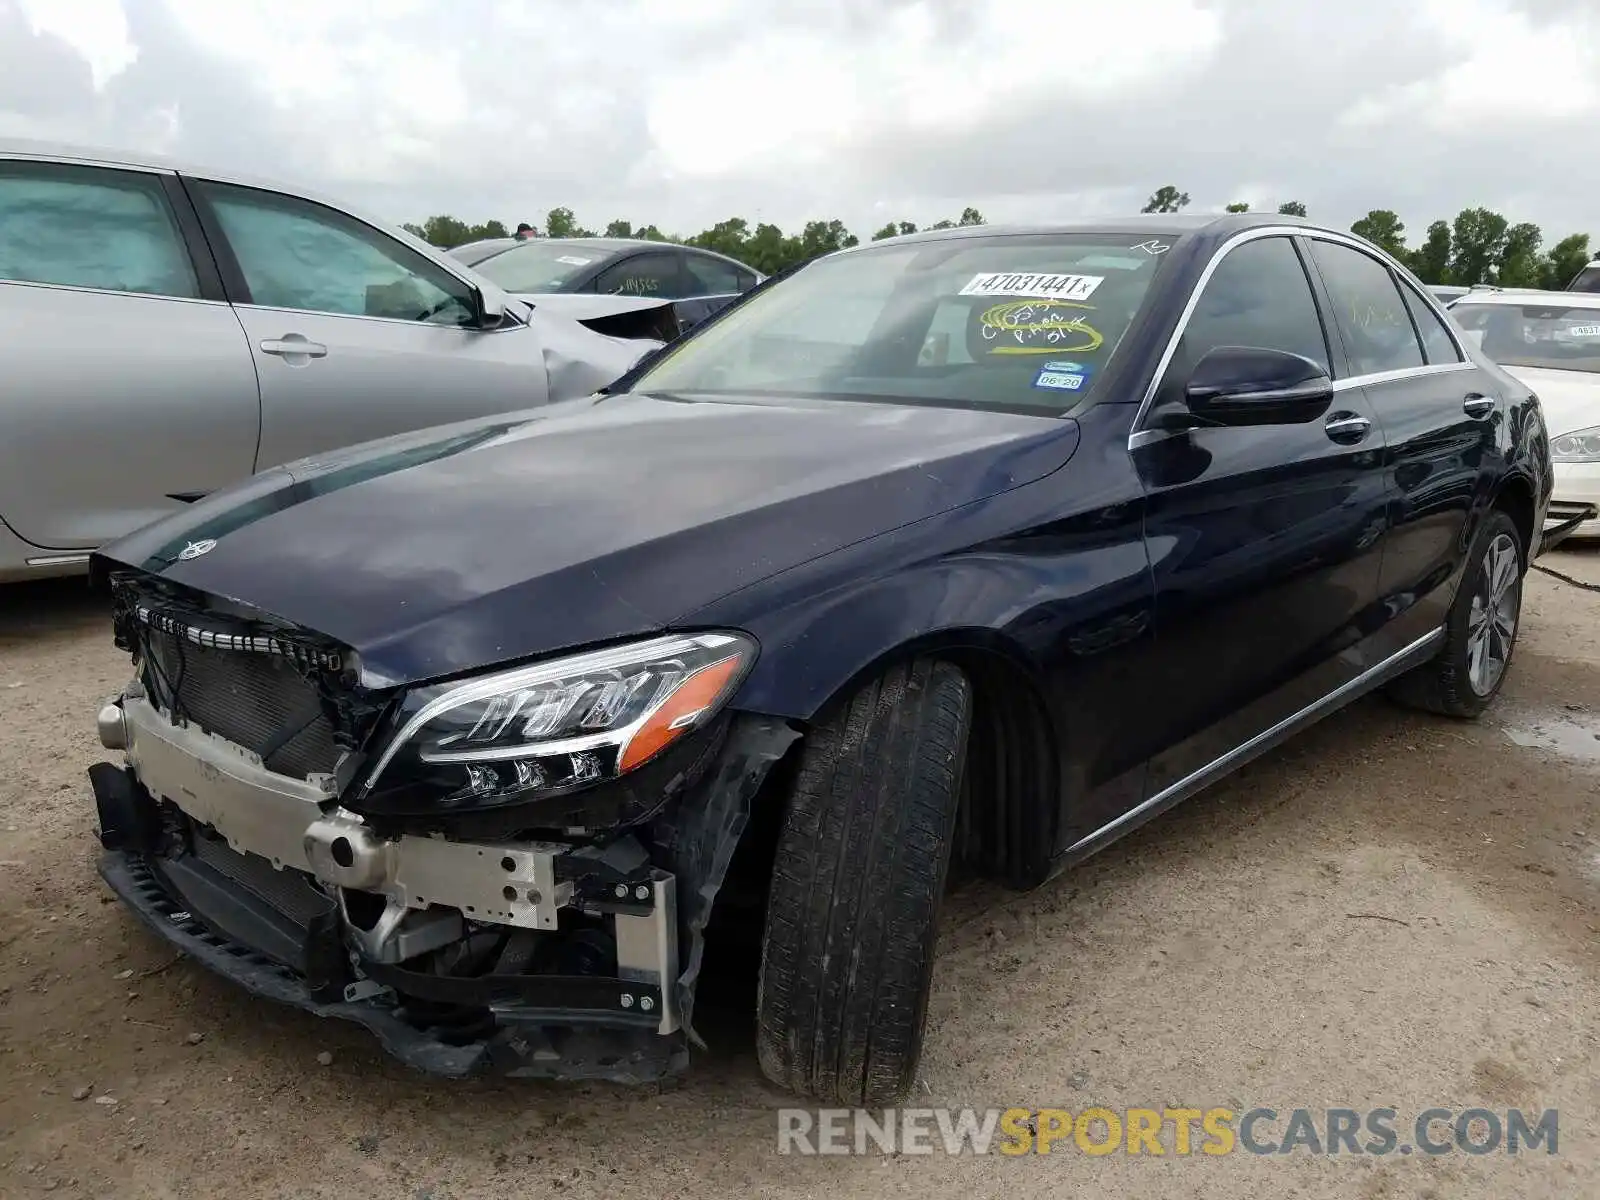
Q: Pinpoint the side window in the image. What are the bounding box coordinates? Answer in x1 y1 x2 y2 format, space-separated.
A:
594 252 681 298
0 162 199 299
682 253 742 297
1307 240 1424 375
734 269 758 292
1165 236 1330 395
1570 264 1600 294
1397 280 1463 364
196 182 476 325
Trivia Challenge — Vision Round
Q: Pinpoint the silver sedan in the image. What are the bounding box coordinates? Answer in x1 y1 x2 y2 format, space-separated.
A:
0 139 658 582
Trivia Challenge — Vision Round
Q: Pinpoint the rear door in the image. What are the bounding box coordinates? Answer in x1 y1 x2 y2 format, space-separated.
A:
0 157 259 549
184 178 550 470
1302 237 1491 647
1130 233 1389 800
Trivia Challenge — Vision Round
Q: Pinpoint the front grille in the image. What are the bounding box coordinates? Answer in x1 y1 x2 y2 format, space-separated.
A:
141 623 342 779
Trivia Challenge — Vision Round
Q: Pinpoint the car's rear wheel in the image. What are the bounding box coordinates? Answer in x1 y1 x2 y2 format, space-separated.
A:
755 658 971 1105
1388 509 1524 718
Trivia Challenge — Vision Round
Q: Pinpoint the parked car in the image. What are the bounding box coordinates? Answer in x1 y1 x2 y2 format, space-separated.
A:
1451 289 1600 537
0 139 661 582
447 236 519 266
468 236 764 331
88 213 1551 1104
1567 256 1600 293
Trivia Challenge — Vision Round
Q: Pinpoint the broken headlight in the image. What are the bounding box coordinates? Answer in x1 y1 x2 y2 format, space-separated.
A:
356 632 754 816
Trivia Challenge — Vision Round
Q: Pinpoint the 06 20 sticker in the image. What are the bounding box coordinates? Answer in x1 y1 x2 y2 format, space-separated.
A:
1033 360 1092 391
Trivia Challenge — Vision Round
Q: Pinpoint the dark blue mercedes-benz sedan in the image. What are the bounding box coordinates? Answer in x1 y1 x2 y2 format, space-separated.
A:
86 213 1556 1103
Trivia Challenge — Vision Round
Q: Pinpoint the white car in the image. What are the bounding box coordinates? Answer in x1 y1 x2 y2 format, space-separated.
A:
1451 290 1600 538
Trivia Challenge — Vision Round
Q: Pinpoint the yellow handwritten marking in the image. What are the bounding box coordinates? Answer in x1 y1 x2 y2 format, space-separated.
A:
979 299 1103 355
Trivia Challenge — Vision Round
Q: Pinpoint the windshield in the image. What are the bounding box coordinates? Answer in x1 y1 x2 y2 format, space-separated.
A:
471 242 609 293
624 233 1175 413
1451 301 1600 374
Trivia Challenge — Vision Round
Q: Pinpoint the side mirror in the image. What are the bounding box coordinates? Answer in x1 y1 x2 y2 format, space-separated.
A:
476 286 507 329
1183 346 1334 426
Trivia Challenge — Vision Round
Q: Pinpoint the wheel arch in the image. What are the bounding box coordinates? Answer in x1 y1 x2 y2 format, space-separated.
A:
1491 470 1536 564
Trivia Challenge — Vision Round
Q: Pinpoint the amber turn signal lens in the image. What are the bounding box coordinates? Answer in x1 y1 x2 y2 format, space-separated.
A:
618 653 745 772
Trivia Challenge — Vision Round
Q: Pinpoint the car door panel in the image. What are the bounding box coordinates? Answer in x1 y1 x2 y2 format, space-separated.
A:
0 160 259 549
1130 234 1389 798
1301 239 1494 651
186 178 550 470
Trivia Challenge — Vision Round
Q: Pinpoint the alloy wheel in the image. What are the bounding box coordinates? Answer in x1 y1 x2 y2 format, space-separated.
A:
1466 532 1519 697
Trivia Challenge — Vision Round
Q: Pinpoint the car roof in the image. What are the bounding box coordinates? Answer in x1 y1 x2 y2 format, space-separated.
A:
1452 288 1600 310
854 212 1316 247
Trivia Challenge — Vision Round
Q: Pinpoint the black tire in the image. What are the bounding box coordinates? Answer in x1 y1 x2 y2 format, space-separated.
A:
755 658 971 1105
1388 509 1524 718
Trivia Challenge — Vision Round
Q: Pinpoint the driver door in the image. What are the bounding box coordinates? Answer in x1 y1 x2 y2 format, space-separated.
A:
1130 234 1390 796
184 178 550 469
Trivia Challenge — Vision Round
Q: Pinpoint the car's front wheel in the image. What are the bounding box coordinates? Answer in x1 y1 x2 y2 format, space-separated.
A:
755 658 971 1105
1389 508 1524 718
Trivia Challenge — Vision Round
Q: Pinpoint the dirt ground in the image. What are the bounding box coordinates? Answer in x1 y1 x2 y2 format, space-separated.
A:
2 554 1598 1200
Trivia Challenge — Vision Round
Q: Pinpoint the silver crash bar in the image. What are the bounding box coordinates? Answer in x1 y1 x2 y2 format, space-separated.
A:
100 692 679 1034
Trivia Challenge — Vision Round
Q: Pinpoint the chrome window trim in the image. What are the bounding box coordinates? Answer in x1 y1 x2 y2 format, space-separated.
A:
0 150 177 175
1130 225 1474 441
0 278 225 306
231 301 494 333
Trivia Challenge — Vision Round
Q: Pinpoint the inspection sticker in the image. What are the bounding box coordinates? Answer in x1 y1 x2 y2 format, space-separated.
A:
1033 360 1092 391
960 272 1104 302
556 255 595 266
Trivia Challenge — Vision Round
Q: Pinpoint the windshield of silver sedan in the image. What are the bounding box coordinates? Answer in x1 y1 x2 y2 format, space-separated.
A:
625 233 1177 413
1451 301 1600 374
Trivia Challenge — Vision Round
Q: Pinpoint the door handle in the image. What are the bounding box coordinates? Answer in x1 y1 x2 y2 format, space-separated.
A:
1462 393 1495 418
1323 412 1371 444
259 336 328 359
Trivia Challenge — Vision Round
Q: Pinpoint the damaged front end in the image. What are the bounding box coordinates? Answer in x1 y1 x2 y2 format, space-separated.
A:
89 574 796 1082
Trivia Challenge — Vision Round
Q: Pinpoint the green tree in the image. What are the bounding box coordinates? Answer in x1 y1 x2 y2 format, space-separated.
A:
957 206 986 226
1496 222 1544 287
545 206 595 239
873 220 918 240
1350 209 1407 259
687 217 752 261
635 224 670 242
1277 201 1308 217
603 219 634 237
1142 185 1190 213
1449 207 1510 286
1543 233 1592 289
1224 201 1250 213
1407 220 1453 284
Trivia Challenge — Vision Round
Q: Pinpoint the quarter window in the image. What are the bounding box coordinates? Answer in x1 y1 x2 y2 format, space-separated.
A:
197 181 476 325
1307 240 1424 375
594 252 681 298
1397 280 1462 364
0 162 199 299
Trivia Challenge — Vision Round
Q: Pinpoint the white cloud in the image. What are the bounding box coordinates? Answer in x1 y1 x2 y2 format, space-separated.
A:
17 0 136 87
2 0 1598 244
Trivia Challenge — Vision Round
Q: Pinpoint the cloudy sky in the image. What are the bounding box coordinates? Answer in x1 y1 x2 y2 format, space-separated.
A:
3 0 1597 247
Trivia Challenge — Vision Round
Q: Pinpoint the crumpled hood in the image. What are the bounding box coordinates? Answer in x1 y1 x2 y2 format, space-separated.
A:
96 392 1079 687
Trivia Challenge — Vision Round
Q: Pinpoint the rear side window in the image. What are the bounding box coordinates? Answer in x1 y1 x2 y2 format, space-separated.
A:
683 253 742 296
0 162 199 299
1397 280 1463 364
1307 240 1424 376
1570 264 1600 294
594 252 682 298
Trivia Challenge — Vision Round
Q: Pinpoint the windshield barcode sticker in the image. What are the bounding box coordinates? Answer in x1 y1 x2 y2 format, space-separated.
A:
960 272 1104 302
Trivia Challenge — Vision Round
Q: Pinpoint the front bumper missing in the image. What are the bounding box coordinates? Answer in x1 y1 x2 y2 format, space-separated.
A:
1538 501 1600 555
91 690 800 1081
